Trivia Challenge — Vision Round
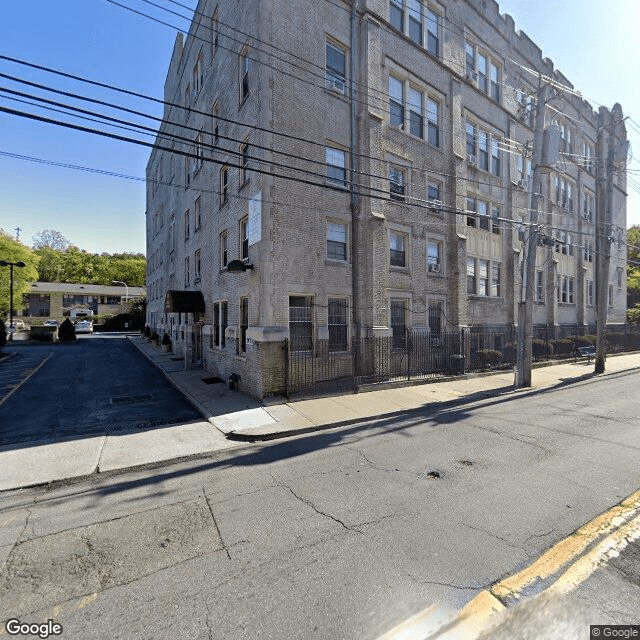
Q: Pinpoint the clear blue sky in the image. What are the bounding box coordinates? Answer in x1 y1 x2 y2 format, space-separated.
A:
0 0 638 255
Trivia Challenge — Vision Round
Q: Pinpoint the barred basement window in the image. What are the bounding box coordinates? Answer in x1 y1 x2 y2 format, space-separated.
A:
289 296 313 351
328 298 348 352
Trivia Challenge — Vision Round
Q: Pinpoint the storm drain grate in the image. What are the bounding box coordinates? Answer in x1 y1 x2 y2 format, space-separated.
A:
202 376 225 385
110 394 153 405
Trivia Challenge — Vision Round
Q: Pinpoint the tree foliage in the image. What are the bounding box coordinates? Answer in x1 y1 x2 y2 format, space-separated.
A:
628 226 640 298
34 244 146 287
32 229 71 251
0 231 40 315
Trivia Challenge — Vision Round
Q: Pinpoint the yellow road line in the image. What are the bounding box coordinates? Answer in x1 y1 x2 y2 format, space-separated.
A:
491 489 640 600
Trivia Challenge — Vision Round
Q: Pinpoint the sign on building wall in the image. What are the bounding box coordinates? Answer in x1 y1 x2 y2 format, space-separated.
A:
248 191 262 246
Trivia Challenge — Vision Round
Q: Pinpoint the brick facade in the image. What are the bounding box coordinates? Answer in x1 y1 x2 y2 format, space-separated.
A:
146 0 627 397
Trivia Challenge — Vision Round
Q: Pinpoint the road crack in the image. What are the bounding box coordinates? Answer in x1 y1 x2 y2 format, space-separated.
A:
461 523 528 552
272 477 362 534
406 573 481 591
203 488 231 560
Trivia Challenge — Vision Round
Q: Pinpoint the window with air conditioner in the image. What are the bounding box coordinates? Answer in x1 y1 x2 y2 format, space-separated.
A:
326 41 346 94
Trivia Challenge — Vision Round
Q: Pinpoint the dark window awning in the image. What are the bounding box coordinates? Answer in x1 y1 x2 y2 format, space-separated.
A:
164 290 205 313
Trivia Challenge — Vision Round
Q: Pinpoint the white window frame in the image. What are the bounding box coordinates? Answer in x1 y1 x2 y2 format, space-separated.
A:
326 147 347 186
326 39 347 95
327 220 348 262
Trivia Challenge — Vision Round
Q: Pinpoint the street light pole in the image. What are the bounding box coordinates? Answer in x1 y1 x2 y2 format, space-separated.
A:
0 260 26 340
112 280 129 310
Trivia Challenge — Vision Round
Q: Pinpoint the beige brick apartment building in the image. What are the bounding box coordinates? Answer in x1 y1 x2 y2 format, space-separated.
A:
146 0 628 397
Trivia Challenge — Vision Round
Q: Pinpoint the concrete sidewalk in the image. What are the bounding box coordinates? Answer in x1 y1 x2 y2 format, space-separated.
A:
0 335 638 492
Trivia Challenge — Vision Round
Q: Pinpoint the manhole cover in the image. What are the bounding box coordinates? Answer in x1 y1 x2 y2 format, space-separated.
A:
202 376 225 385
110 394 153 404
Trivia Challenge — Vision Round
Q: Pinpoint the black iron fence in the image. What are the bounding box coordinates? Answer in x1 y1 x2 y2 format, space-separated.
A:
283 325 640 397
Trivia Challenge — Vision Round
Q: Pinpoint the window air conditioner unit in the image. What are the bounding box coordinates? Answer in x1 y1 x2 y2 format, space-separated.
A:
429 263 441 273
466 71 477 83
517 179 528 189
467 154 476 165
428 199 443 212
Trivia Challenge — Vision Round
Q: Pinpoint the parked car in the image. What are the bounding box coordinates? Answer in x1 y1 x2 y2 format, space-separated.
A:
75 320 93 334
7 320 26 331
44 320 60 327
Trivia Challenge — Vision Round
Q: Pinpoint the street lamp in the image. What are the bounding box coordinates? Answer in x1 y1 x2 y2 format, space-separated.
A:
0 260 26 340
112 280 129 309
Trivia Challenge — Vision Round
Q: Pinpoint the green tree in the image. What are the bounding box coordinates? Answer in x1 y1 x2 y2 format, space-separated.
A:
628 226 640 304
0 231 39 316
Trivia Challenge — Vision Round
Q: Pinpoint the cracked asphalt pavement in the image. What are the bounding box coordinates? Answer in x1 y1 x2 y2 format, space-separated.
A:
1 369 639 639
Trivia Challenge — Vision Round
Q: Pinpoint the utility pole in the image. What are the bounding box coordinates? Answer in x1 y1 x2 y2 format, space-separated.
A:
516 81 548 387
594 107 610 374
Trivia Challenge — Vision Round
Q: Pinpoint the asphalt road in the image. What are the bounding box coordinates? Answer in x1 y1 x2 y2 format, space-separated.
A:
0 335 202 445
1 366 639 639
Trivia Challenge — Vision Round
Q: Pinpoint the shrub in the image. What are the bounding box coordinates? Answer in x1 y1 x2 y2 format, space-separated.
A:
144 325 151 337
150 331 160 342
550 338 575 356
532 339 553 358
576 336 595 347
161 333 171 346
476 349 502 368
0 319 6 349
58 318 77 342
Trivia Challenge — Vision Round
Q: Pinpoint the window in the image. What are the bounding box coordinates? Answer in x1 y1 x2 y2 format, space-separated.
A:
240 49 250 102
213 301 227 347
212 9 219 55
409 88 423 138
194 131 204 174
557 275 575 304
194 196 201 231
184 209 190 240
478 200 489 230
427 181 441 203
490 262 501 297
240 217 249 261
184 256 190 287
559 122 574 154
583 192 594 222
466 122 477 162
516 88 533 126
478 131 489 171
491 206 501 235
478 259 489 296
289 296 313 351
467 258 502 297
584 241 593 263
408 0 422 45
390 0 404 31
587 280 594 307
389 165 405 200
427 99 439 146
240 140 250 185
554 176 574 212
389 231 406 267
239 296 248 354
427 240 442 273
465 42 501 102
618 268 623 289
536 270 544 303
467 258 476 294
220 166 229 205
428 301 442 335
466 196 476 227
184 83 190 116
328 298 348 352
390 300 407 349
426 9 439 55
389 76 404 128
583 141 595 172
192 52 203 98
491 138 501 176
212 102 219 146
326 40 346 94
327 221 348 261
220 230 228 269
608 283 614 307
169 214 176 254
194 249 201 282
326 147 347 185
